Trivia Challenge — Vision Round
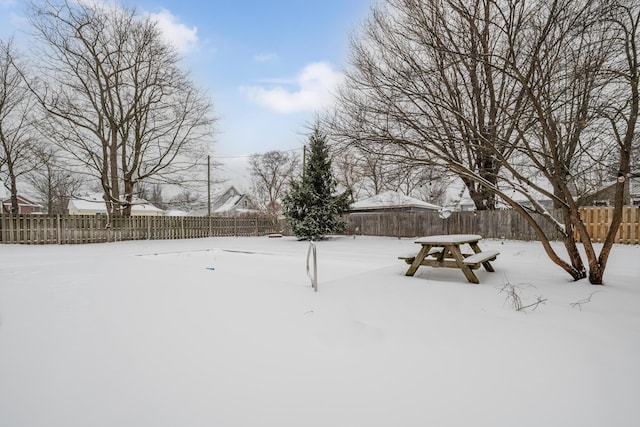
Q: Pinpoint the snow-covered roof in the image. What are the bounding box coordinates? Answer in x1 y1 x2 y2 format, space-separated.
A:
129 203 163 213
68 195 163 214
164 209 189 217
351 191 441 211
68 198 107 212
214 194 243 213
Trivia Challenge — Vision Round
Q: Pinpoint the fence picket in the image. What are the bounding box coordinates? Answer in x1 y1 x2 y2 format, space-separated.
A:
1 207 638 245
345 207 639 244
0 214 274 244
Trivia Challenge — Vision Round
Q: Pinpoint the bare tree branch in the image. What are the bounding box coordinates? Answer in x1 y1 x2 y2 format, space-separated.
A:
26 0 215 219
327 0 640 284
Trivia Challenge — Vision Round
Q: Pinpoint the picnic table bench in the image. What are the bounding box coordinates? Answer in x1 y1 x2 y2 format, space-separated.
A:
399 234 499 284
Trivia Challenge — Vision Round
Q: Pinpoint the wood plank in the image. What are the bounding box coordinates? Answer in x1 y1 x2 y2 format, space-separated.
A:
463 250 500 265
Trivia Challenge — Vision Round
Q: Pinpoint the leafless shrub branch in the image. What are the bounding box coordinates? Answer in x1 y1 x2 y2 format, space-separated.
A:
570 291 603 311
499 278 547 313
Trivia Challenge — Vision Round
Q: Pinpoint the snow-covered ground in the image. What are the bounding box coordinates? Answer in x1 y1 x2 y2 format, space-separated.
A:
1 236 639 427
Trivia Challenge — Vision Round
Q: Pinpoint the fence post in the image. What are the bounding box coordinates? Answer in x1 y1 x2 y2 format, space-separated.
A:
306 241 318 292
56 214 61 244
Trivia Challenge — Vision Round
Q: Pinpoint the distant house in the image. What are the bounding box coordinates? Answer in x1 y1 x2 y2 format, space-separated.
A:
510 195 555 211
452 197 477 212
577 175 640 207
164 209 190 217
203 186 257 216
350 191 441 213
2 195 43 214
632 175 640 206
67 194 163 216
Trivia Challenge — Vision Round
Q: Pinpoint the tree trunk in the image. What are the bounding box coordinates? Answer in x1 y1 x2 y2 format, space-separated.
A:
562 235 587 281
557 203 588 280
122 179 134 217
509 201 587 280
110 126 120 215
9 170 19 213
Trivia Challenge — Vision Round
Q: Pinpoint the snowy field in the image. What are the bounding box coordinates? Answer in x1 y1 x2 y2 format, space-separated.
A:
1 236 639 427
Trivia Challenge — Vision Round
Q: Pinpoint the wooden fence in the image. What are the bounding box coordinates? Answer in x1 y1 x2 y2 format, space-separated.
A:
0 214 273 244
2 207 638 245
345 206 640 244
577 206 640 244
345 210 561 241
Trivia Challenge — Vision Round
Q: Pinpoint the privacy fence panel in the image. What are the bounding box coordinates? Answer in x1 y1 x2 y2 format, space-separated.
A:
577 206 640 244
345 207 639 243
0 214 274 245
2 208 638 245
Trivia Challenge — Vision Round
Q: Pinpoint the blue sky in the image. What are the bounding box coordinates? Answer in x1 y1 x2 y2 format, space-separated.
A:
1 0 372 163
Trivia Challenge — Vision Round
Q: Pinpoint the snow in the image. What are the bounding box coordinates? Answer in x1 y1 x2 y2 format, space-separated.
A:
1 236 639 427
351 190 441 210
415 234 483 244
213 194 243 213
68 194 163 214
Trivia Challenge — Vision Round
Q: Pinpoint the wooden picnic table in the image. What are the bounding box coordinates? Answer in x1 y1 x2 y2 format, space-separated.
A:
400 234 499 284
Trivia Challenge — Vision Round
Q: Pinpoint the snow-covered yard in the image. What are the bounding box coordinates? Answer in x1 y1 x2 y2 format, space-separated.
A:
1 236 639 427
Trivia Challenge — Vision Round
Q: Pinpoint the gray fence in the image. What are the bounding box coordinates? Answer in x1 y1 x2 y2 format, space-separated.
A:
344 207 640 243
0 214 274 244
344 210 565 241
3 208 638 245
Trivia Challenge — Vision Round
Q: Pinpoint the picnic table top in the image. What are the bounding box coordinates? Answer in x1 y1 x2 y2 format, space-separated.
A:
414 234 483 245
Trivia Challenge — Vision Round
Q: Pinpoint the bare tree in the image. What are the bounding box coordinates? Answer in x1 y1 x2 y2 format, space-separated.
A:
329 0 524 210
249 150 300 230
0 39 40 213
135 182 165 210
26 144 83 214
27 0 215 220
328 0 639 284
331 149 366 202
329 146 391 199
331 142 448 202
586 1 640 283
167 189 200 213
386 161 449 202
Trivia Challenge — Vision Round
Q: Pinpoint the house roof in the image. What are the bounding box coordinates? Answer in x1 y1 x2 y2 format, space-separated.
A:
2 195 41 207
351 191 441 211
210 186 258 214
214 194 244 213
68 195 163 213
164 209 189 216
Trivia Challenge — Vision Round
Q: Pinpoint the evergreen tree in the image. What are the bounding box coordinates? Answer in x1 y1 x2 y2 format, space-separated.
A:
283 127 350 240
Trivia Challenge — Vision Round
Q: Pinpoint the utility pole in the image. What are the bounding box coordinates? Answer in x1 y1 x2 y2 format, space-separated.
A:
302 145 306 177
207 155 211 217
207 155 212 236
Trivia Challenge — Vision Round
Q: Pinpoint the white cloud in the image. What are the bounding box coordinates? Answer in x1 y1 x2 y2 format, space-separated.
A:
147 9 199 55
240 62 344 114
